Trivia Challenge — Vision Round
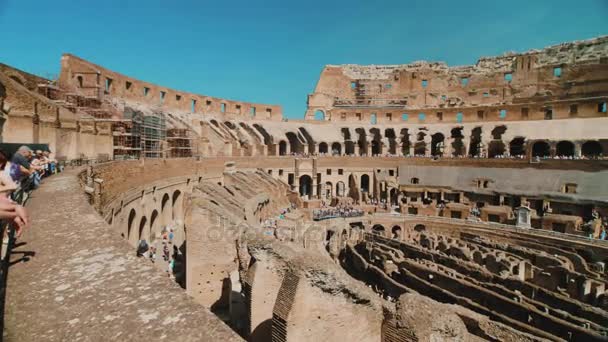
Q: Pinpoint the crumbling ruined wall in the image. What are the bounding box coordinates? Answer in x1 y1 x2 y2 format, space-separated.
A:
58 54 283 120
306 36 608 123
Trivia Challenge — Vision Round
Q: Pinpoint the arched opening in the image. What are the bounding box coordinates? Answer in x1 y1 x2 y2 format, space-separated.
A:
370 113 377 125
138 216 148 241
161 193 171 226
372 224 385 235
299 175 313 198
10 75 24 86
150 210 159 242
370 128 382 156
469 127 482 157
331 142 341 156
278 140 287 156
371 140 381 156
76 75 83 87
389 188 398 206
414 224 426 232
336 181 346 197
582 141 602 158
385 129 397 155
324 181 333 199
391 225 402 239
286 132 304 155
414 132 426 156
355 128 367 156
318 142 328 154
127 209 137 240
556 141 575 157
450 127 465 157
509 137 526 157
431 133 444 157
314 110 325 121
344 141 355 155
172 190 183 221
488 141 506 158
532 141 551 158
348 174 359 202
360 174 370 193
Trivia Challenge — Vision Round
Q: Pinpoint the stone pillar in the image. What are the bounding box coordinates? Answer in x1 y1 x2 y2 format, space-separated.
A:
443 138 452 157
574 141 582 158
549 141 557 158
423 136 432 157
303 144 309 155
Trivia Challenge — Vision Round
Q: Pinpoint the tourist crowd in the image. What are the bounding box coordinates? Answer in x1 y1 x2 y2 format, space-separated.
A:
313 205 363 220
0 146 59 240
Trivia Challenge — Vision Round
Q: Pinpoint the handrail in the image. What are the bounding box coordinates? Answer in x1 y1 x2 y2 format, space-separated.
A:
0 174 35 340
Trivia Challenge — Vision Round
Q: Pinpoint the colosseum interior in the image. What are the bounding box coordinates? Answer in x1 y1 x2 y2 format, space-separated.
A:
2 36 608 341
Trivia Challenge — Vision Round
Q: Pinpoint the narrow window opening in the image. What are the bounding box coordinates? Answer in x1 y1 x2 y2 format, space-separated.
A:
160 91 166 104
598 102 607 113
191 99 196 113
250 107 256 117
143 87 150 96
477 110 484 120
504 73 512 82
125 81 132 90
499 109 507 119
221 103 226 113
461 77 469 86
421 79 428 88
521 107 529 119
176 94 182 101
569 104 578 116
105 78 113 92
544 108 553 120
402 113 409 121
418 113 426 122
456 112 463 123
436 112 443 121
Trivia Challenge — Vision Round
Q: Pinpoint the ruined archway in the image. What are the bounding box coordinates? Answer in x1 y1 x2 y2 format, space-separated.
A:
532 141 551 158
314 110 325 121
391 225 402 239
161 193 171 226
556 141 575 157
582 141 602 158
150 210 159 242
172 190 183 221
488 141 506 158
318 142 328 154
299 175 313 198
331 142 341 156
279 140 287 156
360 174 370 193
127 208 137 240
431 133 444 157
509 137 526 157
336 181 346 197
138 216 148 241
372 224 386 236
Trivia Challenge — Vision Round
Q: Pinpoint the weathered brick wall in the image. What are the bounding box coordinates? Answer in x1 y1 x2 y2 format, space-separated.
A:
58 54 283 120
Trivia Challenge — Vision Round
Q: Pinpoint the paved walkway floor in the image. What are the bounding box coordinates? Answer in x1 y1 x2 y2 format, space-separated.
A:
4 169 241 341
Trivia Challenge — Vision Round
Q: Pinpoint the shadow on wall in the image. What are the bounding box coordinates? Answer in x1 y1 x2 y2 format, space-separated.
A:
250 319 272 342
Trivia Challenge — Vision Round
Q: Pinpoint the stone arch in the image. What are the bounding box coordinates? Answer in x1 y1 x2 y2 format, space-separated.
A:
127 208 137 240
391 225 402 239
488 141 506 158
331 142 341 156
531 141 551 158
299 175 312 198
509 137 526 157
431 133 445 157
360 174 370 193
344 141 355 155
389 188 398 206
278 140 287 156
8 74 26 86
285 132 303 155
324 181 333 199
414 224 426 232
348 174 359 202
314 109 325 121
161 193 171 226
172 190 183 221
372 224 386 236
582 141 602 158
138 216 148 241
450 127 465 157
150 210 160 242
336 181 346 197
318 142 329 154
556 141 575 157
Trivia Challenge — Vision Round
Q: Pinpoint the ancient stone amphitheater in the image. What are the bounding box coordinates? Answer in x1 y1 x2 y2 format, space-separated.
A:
2 36 608 341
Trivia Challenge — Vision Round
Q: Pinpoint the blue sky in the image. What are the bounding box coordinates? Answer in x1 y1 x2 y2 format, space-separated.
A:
1 0 606 118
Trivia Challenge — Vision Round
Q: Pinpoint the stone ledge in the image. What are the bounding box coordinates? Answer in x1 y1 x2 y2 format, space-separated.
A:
5 169 242 342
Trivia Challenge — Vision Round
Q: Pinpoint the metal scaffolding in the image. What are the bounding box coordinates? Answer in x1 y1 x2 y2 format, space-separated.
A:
166 128 194 158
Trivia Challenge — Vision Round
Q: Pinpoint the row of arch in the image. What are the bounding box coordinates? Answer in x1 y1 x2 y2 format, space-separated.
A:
279 136 604 159
125 189 183 245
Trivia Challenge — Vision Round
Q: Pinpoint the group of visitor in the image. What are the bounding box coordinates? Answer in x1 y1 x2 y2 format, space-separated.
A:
137 227 177 278
313 205 363 220
0 145 59 240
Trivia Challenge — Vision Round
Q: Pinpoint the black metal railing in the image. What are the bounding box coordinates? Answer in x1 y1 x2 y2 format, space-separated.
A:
0 174 35 340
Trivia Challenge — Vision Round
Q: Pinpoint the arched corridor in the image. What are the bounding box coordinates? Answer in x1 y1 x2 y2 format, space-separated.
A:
556 141 574 157
582 141 602 158
532 141 551 158
299 175 312 198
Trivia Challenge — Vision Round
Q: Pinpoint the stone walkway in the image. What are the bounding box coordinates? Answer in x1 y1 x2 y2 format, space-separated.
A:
4 169 242 341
